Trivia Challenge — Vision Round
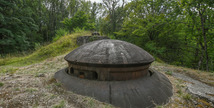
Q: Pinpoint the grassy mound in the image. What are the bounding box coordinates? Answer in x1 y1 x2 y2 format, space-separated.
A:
0 31 90 66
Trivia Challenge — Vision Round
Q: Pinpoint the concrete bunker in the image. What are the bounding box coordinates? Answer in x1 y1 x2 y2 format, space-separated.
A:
55 39 173 108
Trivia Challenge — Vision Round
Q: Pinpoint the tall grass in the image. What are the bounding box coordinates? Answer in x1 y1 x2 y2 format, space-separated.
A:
0 31 90 66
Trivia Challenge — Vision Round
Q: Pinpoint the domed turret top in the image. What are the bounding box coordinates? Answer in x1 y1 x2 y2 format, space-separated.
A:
65 39 154 66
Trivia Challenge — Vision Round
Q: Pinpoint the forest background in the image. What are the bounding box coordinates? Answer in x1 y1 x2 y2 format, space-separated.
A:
0 0 214 72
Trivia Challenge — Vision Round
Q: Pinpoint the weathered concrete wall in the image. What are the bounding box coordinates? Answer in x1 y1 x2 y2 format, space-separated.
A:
55 68 173 108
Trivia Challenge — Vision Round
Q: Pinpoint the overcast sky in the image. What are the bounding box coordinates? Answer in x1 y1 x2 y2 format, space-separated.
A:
86 0 103 3
86 0 132 4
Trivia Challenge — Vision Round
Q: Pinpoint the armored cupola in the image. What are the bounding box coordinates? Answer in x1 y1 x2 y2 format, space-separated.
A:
55 39 173 108
64 39 155 81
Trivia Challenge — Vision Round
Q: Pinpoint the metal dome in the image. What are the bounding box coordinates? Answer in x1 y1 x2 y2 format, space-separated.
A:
64 39 155 66
55 39 173 108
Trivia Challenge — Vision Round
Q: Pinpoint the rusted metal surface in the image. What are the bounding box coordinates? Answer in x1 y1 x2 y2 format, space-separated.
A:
67 63 150 81
55 68 173 108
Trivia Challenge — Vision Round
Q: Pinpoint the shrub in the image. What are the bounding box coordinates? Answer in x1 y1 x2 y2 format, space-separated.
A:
165 71 173 75
145 42 166 56
0 82 4 87
62 11 95 32
53 100 65 108
182 94 192 100
73 27 85 33
34 43 41 50
52 28 69 42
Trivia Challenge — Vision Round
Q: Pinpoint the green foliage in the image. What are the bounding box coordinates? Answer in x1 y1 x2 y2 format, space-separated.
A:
145 42 166 56
0 67 18 74
52 100 65 108
73 27 85 33
100 0 126 34
26 88 38 93
52 29 69 42
0 0 214 72
34 43 41 50
176 0 214 71
156 106 163 108
107 34 116 39
182 94 192 100
62 11 95 32
0 0 97 55
165 71 173 76
0 82 4 87
0 0 38 53
115 0 182 61
112 0 214 71
0 31 90 66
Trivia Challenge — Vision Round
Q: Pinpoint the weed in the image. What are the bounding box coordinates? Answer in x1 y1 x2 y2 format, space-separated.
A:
165 71 173 75
73 27 85 33
107 34 116 39
197 99 211 106
176 89 182 95
104 104 114 108
26 88 38 93
0 82 4 87
0 99 4 105
183 70 187 72
177 79 184 83
14 88 20 91
35 73 45 77
182 94 192 100
53 28 69 42
156 106 163 108
54 82 62 87
50 94 57 99
88 98 95 107
0 67 18 74
47 77 57 84
34 43 41 50
32 103 39 108
209 73 214 76
52 100 65 108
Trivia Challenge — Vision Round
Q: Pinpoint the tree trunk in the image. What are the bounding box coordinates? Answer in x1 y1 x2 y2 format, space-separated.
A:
198 36 204 70
199 9 209 71
195 39 199 68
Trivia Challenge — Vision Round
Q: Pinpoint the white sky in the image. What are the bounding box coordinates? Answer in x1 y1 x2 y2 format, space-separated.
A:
86 0 132 3
86 0 103 3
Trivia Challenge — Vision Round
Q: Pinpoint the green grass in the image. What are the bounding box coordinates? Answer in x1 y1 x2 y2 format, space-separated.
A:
52 100 65 108
165 71 173 75
182 94 192 100
0 31 90 66
25 88 38 93
0 67 18 74
0 82 4 87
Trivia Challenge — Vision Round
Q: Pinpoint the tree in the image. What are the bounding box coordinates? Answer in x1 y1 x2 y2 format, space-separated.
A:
116 1 175 43
101 0 126 34
62 11 95 31
0 0 38 53
180 0 214 71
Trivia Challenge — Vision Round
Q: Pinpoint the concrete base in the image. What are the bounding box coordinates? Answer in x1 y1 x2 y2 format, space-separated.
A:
54 68 173 108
